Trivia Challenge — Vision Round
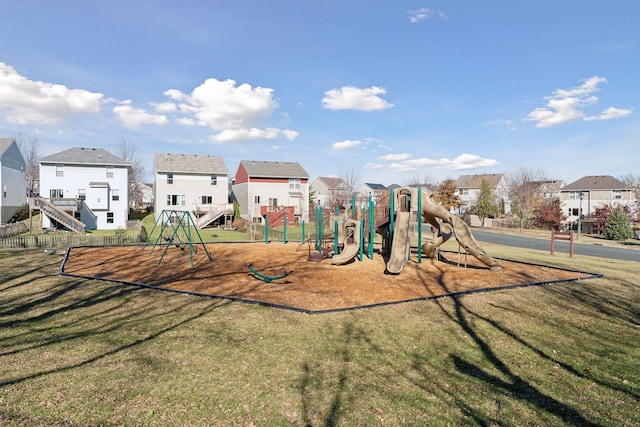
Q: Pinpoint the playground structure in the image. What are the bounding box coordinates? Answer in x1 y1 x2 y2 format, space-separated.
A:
142 210 213 267
386 187 504 273
309 186 503 273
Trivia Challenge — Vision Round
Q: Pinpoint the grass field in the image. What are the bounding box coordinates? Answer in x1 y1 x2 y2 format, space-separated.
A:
0 240 638 426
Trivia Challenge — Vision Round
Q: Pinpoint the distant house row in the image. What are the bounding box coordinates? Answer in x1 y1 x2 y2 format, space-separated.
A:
0 138 636 233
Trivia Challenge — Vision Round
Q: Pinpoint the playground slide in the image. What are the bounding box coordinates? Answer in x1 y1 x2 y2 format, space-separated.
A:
332 219 361 265
448 214 503 271
386 210 411 274
417 188 503 271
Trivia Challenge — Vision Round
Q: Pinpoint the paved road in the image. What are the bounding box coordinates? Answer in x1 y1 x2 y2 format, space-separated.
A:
472 230 640 262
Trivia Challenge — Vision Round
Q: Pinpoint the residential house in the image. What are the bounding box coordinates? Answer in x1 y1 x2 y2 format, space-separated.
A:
355 183 387 204
560 175 636 233
0 138 27 223
232 160 309 225
154 153 231 228
132 182 154 210
38 147 129 231
310 177 351 208
537 180 564 200
454 173 507 214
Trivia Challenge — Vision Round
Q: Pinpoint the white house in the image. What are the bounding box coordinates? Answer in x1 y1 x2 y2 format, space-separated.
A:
0 138 27 223
39 147 129 231
560 175 636 233
454 173 507 214
154 153 231 228
232 160 309 225
310 177 351 208
355 183 387 202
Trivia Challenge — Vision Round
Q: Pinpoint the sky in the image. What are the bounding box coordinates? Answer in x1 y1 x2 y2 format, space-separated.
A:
1 1 638 187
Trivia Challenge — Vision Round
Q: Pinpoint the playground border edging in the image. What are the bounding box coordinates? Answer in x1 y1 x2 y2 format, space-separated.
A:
59 246 603 315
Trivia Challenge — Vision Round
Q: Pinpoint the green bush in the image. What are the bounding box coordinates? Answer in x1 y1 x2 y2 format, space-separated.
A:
603 205 634 240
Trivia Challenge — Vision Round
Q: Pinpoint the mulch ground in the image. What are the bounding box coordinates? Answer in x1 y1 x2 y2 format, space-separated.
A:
60 242 597 313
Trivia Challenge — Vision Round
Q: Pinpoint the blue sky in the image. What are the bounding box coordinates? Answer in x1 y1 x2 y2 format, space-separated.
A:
1 1 638 186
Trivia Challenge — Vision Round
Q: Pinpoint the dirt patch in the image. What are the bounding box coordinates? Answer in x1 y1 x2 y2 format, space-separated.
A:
61 242 596 312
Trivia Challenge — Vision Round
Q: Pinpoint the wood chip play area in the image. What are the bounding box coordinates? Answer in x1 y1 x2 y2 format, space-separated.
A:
60 242 598 313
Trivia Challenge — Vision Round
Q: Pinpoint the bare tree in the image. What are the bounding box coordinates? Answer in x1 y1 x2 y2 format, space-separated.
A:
504 167 547 231
403 174 437 190
14 131 40 196
435 179 462 212
338 166 361 193
117 136 145 210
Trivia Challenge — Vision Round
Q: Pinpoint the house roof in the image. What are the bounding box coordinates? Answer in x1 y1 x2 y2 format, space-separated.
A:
240 160 309 179
154 153 228 175
455 173 504 189
0 138 16 155
364 183 387 190
40 147 129 166
561 175 628 191
315 177 348 189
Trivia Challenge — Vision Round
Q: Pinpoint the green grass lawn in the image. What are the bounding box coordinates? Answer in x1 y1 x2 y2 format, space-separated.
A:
0 240 638 426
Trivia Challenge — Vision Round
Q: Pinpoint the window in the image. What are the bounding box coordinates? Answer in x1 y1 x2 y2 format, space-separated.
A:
167 173 173 184
613 190 622 199
106 166 114 178
3 185 6 198
459 189 469 196
201 195 212 204
167 194 185 206
569 191 581 200
254 195 260 203
50 189 64 198
112 189 120 201
56 164 64 177
211 175 217 185
107 212 114 224
269 198 278 207
289 178 301 190
570 208 579 216
78 189 86 201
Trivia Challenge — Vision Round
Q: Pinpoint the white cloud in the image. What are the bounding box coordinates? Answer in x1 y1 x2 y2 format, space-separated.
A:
408 8 447 23
210 127 297 143
152 101 177 113
165 78 297 143
405 153 498 170
0 62 103 125
525 76 632 127
364 162 384 170
113 104 168 129
389 162 416 172
322 86 394 111
378 153 412 161
587 106 633 121
331 139 363 151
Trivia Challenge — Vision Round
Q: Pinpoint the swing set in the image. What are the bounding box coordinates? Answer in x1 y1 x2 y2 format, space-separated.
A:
142 210 213 267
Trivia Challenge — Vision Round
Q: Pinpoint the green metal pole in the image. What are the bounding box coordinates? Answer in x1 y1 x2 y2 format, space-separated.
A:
388 189 394 257
265 215 269 244
351 194 356 219
301 220 305 243
417 188 422 263
359 219 364 261
368 196 374 260
283 215 287 244
334 219 338 256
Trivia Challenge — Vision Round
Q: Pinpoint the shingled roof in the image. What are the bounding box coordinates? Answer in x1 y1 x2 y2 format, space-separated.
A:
316 177 348 189
561 175 628 191
0 138 16 155
240 160 309 179
154 153 228 175
40 147 128 166
456 173 504 189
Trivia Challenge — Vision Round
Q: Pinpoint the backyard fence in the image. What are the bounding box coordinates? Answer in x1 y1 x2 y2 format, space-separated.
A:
0 233 141 249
